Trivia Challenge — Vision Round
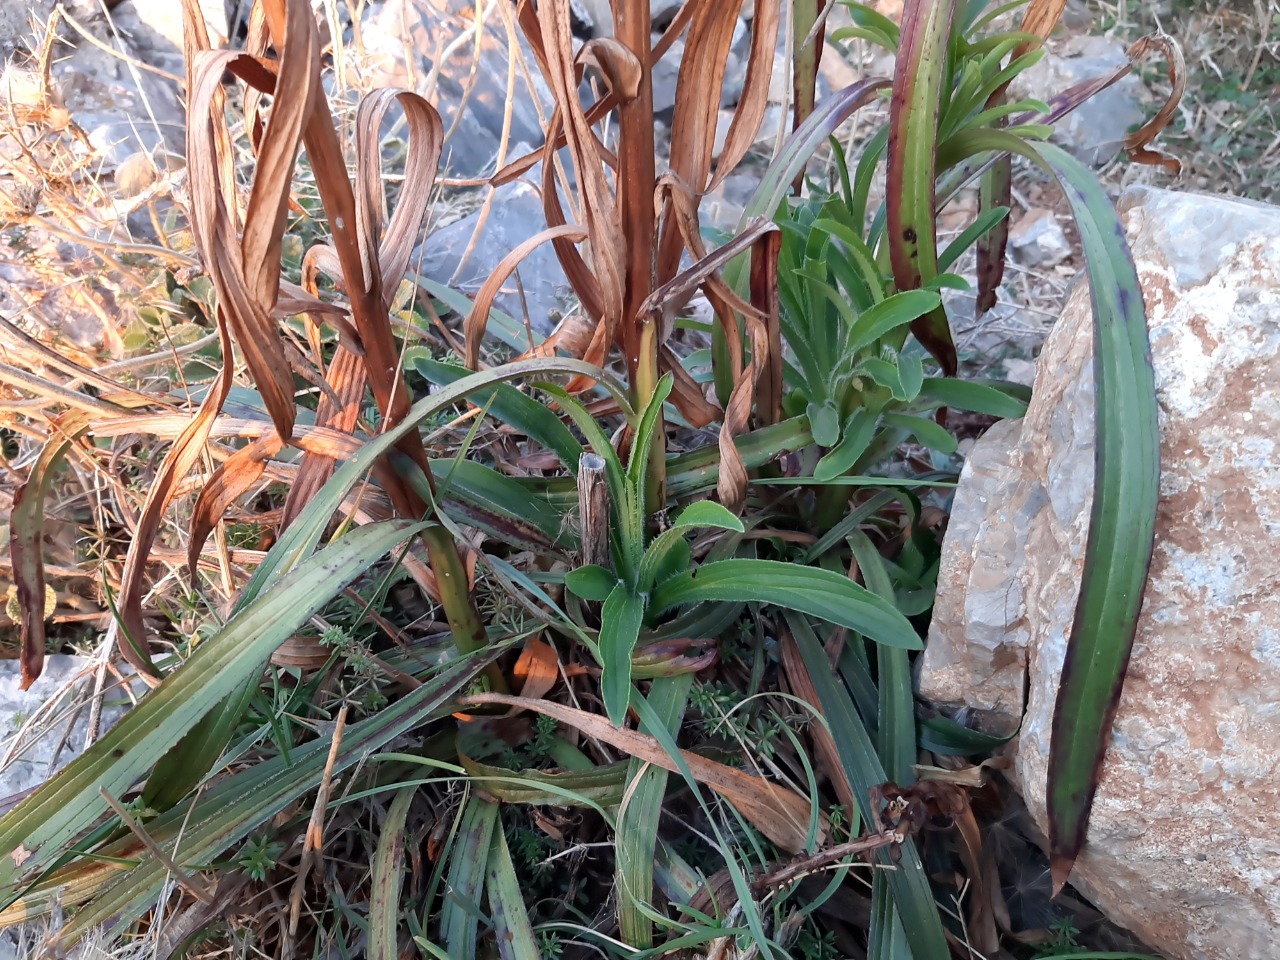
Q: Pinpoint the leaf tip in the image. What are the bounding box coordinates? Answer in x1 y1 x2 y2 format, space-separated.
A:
1050 852 1074 896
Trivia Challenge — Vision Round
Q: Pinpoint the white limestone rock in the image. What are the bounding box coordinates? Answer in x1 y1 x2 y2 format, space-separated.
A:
921 185 1280 960
0 656 134 804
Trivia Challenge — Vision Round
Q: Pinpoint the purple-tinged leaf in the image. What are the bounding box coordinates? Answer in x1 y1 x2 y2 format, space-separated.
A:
886 0 958 375
975 154 1012 316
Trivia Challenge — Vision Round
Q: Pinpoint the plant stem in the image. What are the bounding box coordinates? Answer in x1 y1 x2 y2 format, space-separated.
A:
791 0 824 194
615 0 665 518
419 524 507 693
636 318 666 514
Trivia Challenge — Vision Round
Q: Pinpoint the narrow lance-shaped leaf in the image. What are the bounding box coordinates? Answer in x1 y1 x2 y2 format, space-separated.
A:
715 79 889 405
975 154 1013 315
368 787 416 960
0 519 430 889
6 646 499 939
617 674 693 947
1039 142 1160 891
9 412 90 689
958 125 1162 892
790 0 824 192
886 0 958 375
148 360 610 810
651 559 921 650
486 824 541 960
442 799 499 960
785 614 949 959
974 0 1065 315
601 585 646 726
847 533 914 785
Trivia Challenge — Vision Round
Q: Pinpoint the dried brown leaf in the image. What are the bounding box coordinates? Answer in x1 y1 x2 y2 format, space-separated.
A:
708 0 781 192
464 224 588 368
779 630 856 817
188 434 284 575
9 412 89 689
512 636 559 700
1016 0 1067 56
460 693 826 853
1122 35 1185 173
657 0 744 285
721 222 781 507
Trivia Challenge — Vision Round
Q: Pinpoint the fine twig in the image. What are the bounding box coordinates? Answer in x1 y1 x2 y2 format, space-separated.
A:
751 828 905 893
99 787 216 905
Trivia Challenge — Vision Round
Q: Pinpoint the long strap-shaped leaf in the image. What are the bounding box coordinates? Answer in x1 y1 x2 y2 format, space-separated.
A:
16 647 498 942
786 615 949 959
0 518 428 891
1038 146 1159 890
958 132 1160 888
886 0 958 375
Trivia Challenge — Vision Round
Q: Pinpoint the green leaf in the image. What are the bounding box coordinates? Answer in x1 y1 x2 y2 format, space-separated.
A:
18 648 498 940
1038 144 1160 890
923 272 971 291
666 417 813 499
410 274 533 354
813 216 884 309
882 412 958 455
429 459 567 551
869 873 912 960
142 674 258 811
918 377 1028 418
717 79 891 406
486 822 541 959
636 501 743 592
601 586 646 726
369 787 415 960
897 351 925 402
847 290 942 355
808 400 842 447
976 155 1013 315
947 130 1161 889
787 613 948 959
617 675 693 947
535 384 635 582
0 519 430 890
644 537 692 591
622 374 674 574
669 500 745 533
626 374 674 492
412 357 583 470
244 357 617 600
459 755 626 807
651 559 921 650
852 126 891 237
848 532 914 785
443 799 498 960
859 357 906 398
832 3 900 50
565 564 618 602
885 0 958 375
918 711 1016 756
938 205 1010 272
814 408 879 481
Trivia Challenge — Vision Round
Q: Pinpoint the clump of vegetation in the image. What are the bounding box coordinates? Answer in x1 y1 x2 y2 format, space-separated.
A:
0 0 1186 957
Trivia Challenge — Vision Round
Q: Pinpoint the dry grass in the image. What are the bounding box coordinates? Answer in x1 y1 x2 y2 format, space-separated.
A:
1095 0 1280 201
